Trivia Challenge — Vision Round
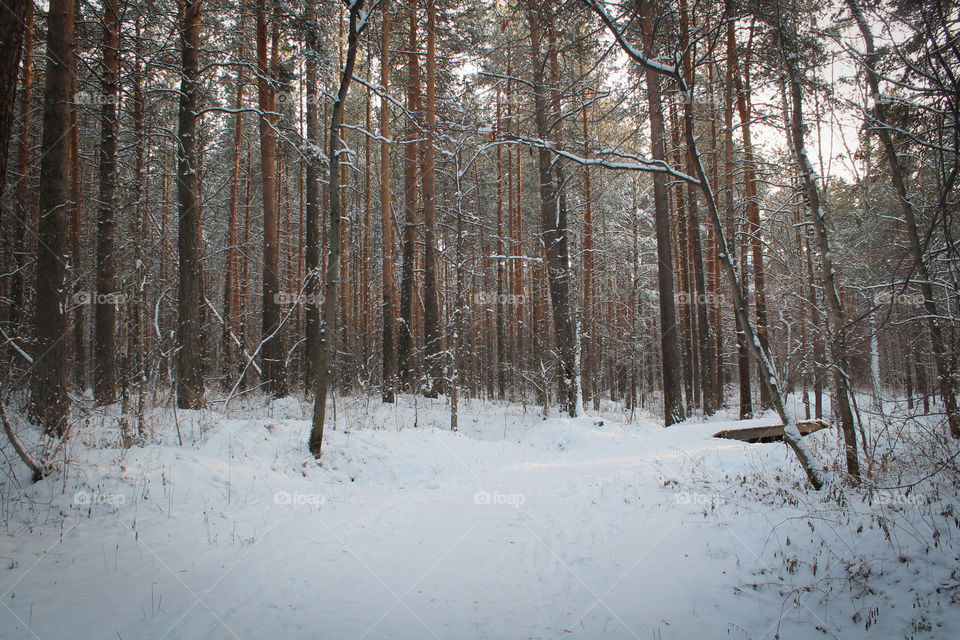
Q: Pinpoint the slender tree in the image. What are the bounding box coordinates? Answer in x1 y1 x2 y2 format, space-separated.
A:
305 0 322 386
397 0 421 390
421 0 443 397
311 0 370 457
380 1 398 403
94 0 121 404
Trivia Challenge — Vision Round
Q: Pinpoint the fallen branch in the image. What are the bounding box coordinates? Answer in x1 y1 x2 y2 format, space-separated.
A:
1 403 50 482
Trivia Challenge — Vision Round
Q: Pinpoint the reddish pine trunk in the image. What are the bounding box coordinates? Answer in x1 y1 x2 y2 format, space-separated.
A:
257 0 286 396
421 0 442 396
397 0 421 391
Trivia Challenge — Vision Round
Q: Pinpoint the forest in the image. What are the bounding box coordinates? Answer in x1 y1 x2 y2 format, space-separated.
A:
0 0 959 636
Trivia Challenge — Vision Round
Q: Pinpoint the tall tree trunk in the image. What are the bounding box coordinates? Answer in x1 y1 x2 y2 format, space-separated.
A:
94 0 120 405
257 0 286 396
639 0 684 425
29 0 73 435
0 0 27 201
8 0 32 331
495 88 507 398
580 80 596 410
305 0 321 387
0 0 27 331
175 0 206 409
380 1 398 403
846 0 960 438
421 0 442 397
679 0 714 415
733 65 771 411
69 23 85 392
310 0 367 458
723 0 752 419
397 0 420 391
131 16 147 440
223 7 246 383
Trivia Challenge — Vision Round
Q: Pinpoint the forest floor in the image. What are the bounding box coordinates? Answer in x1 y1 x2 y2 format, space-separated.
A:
0 392 958 639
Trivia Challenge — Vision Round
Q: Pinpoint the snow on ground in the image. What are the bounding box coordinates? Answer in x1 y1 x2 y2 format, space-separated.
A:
0 393 958 639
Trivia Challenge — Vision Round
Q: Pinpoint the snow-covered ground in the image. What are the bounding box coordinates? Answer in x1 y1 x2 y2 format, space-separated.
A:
1 393 957 639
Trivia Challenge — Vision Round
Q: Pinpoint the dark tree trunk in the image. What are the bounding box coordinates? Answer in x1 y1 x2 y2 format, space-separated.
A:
257 0 286 396
0 0 27 217
305 0 321 387
397 0 420 391
29 0 73 436
175 0 206 409
310 0 367 458
7 0 32 332
94 0 120 405
223 8 246 383
679 0 714 415
380 0 398 403
421 0 442 397
639 0 684 425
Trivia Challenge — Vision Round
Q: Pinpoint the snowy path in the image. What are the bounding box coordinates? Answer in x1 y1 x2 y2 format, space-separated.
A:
0 397 955 639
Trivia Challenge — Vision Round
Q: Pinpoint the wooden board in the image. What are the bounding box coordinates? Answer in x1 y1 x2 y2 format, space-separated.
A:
712 419 830 444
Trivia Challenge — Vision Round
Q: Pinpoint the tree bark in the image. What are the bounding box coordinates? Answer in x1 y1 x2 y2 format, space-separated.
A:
29 0 73 435
223 7 246 384
7 0 32 331
422 0 442 397
0 0 27 202
397 0 420 391
257 0 286 396
175 0 206 410
380 1 398 403
679 0 715 415
305 0 321 387
639 0 684 425
94 0 120 405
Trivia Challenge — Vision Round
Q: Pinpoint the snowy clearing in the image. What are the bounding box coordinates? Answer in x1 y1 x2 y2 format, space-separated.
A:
1 395 958 639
